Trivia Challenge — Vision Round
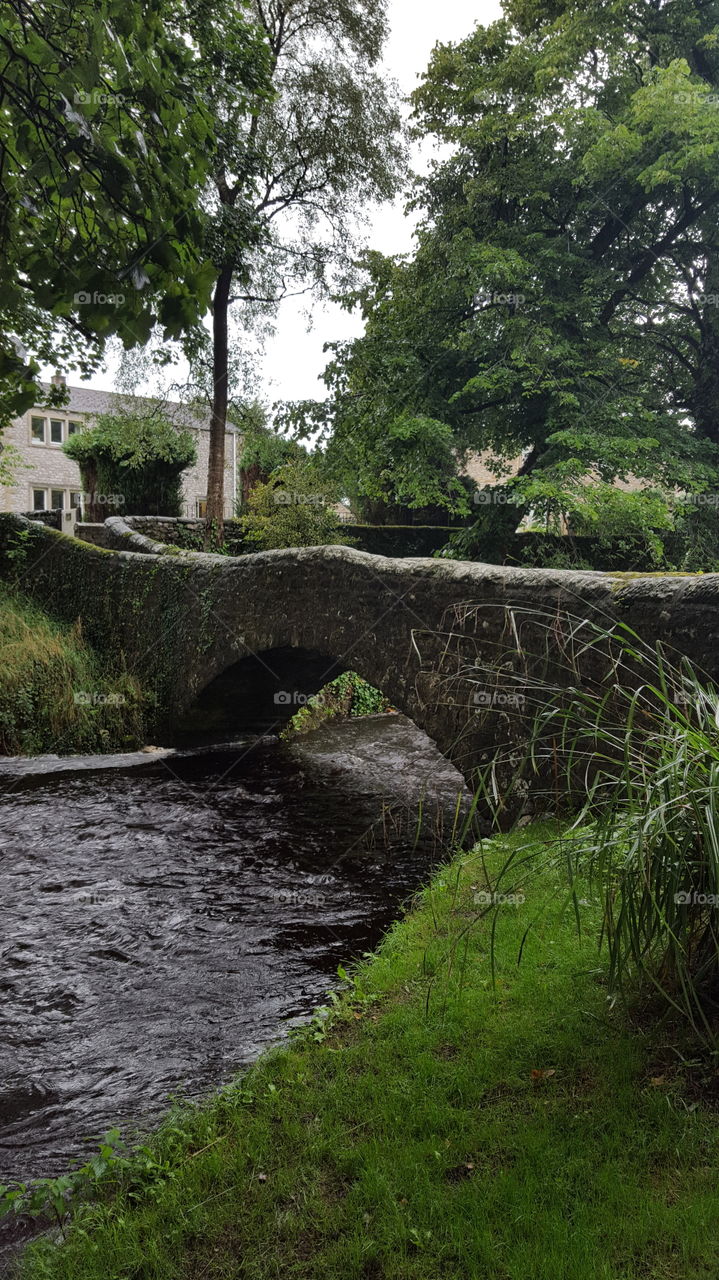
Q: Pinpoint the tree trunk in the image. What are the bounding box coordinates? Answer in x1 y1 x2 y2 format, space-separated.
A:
240 460 266 509
691 251 719 447
205 263 233 547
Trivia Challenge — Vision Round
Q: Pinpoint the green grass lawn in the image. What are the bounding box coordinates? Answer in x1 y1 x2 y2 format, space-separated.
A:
16 823 719 1279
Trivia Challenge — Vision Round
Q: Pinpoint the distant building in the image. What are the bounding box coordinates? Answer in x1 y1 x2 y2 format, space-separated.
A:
0 376 239 526
463 453 525 489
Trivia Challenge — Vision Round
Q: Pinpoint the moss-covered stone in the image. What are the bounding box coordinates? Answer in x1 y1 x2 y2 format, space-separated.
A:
1 514 718 795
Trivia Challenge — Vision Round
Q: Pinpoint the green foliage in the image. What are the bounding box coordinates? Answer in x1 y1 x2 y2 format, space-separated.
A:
0 1131 125 1235
282 671 391 738
237 416 305 511
672 499 719 572
0 0 265 420
514 473 676 563
0 582 147 754
0 438 26 489
183 0 404 528
305 0 719 521
238 435 302 477
502 619 719 1047
64 406 196 518
326 409 473 522
241 459 352 550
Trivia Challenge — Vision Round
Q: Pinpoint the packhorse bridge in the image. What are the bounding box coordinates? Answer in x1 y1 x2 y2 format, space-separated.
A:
2 513 719 801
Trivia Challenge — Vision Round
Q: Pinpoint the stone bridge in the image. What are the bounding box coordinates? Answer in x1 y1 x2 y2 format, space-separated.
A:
2 514 719 804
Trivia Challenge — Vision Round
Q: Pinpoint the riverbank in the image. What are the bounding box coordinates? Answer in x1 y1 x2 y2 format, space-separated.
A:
14 822 719 1280
0 584 147 755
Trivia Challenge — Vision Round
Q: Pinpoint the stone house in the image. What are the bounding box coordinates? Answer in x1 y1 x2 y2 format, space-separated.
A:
0 377 239 528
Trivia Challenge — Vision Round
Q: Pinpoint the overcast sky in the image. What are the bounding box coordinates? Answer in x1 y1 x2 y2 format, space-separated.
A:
70 0 503 402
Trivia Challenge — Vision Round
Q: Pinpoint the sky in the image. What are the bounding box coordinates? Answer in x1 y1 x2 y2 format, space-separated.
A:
67 0 503 403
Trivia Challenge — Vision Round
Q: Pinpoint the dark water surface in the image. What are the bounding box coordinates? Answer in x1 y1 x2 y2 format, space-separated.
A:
0 715 467 1189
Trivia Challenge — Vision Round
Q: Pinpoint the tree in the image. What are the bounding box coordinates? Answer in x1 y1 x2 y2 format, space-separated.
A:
236 407 304 510
308 0 719 532
241 457 349 550
182 0 405 540
326 408 472 523
64 404 196 521
0 0 267 423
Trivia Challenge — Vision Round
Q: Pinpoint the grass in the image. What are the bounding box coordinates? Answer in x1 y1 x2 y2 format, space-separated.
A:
0 582 148 755
14 822 719 1280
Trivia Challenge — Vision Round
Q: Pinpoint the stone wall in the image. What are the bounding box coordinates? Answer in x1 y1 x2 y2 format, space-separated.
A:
123 516 205 541
2 512 719 808
101 516 674 571
115 515 245 555
75 523 109 547
21 509 62 530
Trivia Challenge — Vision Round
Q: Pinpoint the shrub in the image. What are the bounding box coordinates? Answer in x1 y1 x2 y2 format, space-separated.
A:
64 407 196 520
241 459 352 550
494 616 719 1047
237 420 305 512
282 672 391 738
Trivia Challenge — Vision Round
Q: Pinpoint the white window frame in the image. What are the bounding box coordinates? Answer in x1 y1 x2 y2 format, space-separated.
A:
30 416 46 445
30 486 82 516
28 414 82 447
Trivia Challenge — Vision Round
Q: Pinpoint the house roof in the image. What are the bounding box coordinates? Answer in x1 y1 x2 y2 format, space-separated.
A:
39 383 240 435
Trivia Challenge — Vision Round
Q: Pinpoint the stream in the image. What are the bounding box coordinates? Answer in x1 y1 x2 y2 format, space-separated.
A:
0 713 468 1206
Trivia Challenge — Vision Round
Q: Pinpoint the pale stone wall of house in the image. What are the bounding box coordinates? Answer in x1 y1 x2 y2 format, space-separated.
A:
0 410 85 530
181 425 237 519
0 390 237 521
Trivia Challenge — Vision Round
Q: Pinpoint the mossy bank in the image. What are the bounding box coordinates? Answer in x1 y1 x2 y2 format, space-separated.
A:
13 823 719 1280
0 583 148 755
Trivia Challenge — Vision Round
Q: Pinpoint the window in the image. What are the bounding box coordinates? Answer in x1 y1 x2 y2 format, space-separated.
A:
33 489 47 511
51 490 65 510
197 498 208 518
50 419 63 444
31 417 45 443
70 492 83 511
68 420 80 436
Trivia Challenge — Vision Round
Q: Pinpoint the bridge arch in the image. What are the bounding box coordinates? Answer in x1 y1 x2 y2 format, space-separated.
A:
2 514 718 803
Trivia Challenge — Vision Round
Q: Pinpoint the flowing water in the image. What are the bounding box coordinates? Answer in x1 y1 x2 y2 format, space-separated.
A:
0 714 468 1203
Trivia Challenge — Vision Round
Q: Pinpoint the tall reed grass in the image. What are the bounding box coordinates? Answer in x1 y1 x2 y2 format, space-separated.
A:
468 606 719 1046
